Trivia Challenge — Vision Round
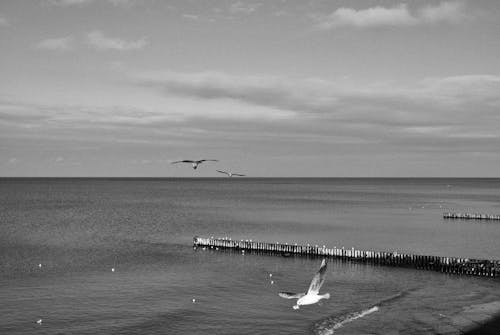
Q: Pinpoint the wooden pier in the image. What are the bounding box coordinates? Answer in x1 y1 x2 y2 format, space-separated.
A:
443 212 500 221
193 236 500 278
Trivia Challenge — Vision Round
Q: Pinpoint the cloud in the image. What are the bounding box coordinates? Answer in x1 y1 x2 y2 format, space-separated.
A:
45 0 94 6
419 1 467 23
35 37 74 51
133 71 500 146
86 30 148 51
317 4 416 29
316 1 467 29
106 0 135 6
229 1 261 14
35 33 148 52
2 71 500 157
0 13 9 26
182 14 199 21
45 0 136 6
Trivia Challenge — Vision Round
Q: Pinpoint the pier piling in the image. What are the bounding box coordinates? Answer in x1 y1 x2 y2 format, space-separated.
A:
443 212 500 221
193 236 500 279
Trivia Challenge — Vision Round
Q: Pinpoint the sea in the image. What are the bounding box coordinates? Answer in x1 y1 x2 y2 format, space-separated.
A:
1 178 500 334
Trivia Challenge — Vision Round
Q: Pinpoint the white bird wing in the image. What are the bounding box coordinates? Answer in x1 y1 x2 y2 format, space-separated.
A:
198 159 218 163
307 259 327 294
232 173 246 176
217 170 229 175
278 292 306 299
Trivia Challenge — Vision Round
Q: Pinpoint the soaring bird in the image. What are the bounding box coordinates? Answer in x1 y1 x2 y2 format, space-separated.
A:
278 259 330 310
171 159 218 170
216 170 245 177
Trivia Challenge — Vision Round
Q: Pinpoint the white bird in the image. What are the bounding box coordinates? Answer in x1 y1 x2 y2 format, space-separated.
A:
36 319 42 325
171 159 218 170
278 259 330 310
216 170 245 177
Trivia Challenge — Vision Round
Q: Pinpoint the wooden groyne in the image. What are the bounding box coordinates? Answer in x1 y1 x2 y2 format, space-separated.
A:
193 236 500 278
444 212 500 221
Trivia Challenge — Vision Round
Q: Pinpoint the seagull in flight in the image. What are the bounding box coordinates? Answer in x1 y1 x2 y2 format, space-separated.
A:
278 259 330 310
171 159 218 170
216 170 245 177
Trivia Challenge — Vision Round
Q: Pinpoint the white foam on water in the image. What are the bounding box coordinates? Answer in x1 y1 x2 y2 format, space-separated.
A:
314 306 379 335
333 306 379 330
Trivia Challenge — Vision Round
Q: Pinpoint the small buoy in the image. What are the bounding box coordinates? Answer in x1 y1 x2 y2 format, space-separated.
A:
111 268 115 272
269 273 273 277
270 280 274 285
38 263 42 268
36 319 42 324
192 298 196 303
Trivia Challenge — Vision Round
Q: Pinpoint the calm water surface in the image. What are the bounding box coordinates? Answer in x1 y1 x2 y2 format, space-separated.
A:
1 178 500 334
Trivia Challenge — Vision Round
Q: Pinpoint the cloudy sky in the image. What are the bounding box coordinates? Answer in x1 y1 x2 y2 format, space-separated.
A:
1 0 499 177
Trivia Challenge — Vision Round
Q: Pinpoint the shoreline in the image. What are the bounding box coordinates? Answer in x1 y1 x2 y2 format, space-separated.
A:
451 301 500 334
464 314 500 334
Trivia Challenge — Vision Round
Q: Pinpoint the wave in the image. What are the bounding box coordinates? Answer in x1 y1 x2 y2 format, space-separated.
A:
312 290 411 335
313 306 379 335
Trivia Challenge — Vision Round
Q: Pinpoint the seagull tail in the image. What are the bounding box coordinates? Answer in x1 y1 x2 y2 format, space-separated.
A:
322 293 330 300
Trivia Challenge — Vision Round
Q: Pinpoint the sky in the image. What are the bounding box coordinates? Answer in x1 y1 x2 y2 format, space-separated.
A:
1 0 499 177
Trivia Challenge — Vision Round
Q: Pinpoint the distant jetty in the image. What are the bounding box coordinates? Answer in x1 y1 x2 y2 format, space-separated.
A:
443 212 500 221
194 236 500 278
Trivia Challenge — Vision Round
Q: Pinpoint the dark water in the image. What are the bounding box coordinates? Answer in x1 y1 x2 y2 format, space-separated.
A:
1 178 500 334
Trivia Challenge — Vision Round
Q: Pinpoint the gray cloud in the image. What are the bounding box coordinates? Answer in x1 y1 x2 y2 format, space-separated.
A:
229 1 261 15
2 69 500 159
182 14 200 21
316 1 467 29
86 30 148 51
0 13 9 26
134 71 500 147
44 0 136 7
35 36 74 51
44 0 93 6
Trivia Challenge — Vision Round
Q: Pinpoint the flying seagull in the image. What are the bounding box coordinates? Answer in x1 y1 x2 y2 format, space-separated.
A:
171 159 218 170
216 170 245 177
278 259 330 310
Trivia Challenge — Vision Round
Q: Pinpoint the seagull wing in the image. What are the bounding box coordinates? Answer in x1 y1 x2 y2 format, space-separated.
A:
198 159 218 163
278 292 306 299
307 259 327 294
217 170 229 176
171 160 195 164
232 173 246 176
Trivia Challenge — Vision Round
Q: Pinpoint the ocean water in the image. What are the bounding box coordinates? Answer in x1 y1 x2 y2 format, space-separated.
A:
1 178 500 334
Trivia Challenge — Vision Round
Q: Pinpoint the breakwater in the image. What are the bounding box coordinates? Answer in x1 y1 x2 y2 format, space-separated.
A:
193 236 500 278
443 212 500 220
